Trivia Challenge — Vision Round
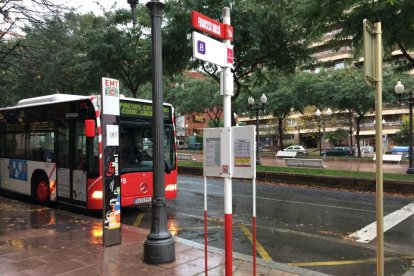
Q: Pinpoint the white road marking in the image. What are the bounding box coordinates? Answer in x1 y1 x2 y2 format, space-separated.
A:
348 202 414 243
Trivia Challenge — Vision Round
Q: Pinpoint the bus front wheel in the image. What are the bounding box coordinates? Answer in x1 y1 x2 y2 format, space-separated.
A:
33 175 50 205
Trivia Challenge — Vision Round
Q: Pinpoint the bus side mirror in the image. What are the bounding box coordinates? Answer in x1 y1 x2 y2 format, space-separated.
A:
85 120 95 138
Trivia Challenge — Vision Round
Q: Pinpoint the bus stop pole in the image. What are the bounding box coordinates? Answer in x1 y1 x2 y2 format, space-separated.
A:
222 7 233 276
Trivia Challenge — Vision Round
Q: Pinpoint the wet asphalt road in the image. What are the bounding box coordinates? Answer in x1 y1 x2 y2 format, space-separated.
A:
121 175 414 276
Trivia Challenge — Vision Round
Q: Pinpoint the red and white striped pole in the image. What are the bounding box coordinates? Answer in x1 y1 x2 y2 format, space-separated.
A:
204 176 208 275
252 178 257 276
222 7 233 276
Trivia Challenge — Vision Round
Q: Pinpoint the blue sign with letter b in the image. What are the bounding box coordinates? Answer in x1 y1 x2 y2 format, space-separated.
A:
197 41 206 55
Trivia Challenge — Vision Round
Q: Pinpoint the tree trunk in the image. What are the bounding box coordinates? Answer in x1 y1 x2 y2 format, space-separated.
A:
278 118 284 150
356 116 363 157
349 111 353 147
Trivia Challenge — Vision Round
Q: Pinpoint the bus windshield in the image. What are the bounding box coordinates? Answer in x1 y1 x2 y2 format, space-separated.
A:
120 122 176 173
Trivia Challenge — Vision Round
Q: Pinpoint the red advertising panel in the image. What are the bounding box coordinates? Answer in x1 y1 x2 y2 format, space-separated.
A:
192 11 233 41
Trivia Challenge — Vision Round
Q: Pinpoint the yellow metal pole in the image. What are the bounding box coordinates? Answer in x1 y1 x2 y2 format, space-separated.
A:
374 20 384 276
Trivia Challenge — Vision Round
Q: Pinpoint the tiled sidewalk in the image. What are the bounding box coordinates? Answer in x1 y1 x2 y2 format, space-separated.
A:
0 196 328 276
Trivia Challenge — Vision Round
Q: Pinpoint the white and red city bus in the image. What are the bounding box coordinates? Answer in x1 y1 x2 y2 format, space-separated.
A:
0 94 177 209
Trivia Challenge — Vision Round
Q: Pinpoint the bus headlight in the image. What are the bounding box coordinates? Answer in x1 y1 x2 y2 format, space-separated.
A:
92 190 103 199
165 184 177 191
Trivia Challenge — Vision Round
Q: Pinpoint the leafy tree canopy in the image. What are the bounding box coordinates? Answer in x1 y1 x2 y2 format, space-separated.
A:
326 128 349 146
299 0 414 70
164 73 223 126
0 0 67 64
166 0 317 101
393 115 410 146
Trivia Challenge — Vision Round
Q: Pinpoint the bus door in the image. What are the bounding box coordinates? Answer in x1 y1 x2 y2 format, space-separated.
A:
56 120 87 206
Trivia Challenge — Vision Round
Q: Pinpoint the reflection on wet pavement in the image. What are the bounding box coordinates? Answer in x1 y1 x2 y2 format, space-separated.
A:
1 195 305 275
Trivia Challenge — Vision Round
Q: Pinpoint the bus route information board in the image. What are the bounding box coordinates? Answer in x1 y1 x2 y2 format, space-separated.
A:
232 126 255 179
203 126 255 179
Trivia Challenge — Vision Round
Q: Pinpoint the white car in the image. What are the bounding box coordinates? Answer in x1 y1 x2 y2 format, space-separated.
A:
283 145 309 155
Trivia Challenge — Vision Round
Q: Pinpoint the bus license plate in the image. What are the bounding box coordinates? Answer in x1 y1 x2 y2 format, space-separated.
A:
134 197 152 204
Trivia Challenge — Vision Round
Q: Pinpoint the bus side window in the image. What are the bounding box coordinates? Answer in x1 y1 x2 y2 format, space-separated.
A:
75 122 87 171
86 136 99 178
29 122 55 162
6 131 25 159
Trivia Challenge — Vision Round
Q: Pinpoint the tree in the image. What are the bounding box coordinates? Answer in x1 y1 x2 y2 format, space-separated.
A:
2 8 156 100
326 128 349 146
329 67 405 156
247 66 403 153
0 0 68 66
74 8 153 97
300 0 414 71
257 72 311 149
165 0 318 125
1 13 90 100
251 71 332 149
164 73 223 127
0 1 73 105
393 115 410 145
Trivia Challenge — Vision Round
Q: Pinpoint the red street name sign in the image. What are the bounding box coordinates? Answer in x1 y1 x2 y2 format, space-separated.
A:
192 11 233 41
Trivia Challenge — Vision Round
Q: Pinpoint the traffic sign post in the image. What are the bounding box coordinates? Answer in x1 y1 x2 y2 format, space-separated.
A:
221 8 234 276
363 18 384 276
192 8 236 275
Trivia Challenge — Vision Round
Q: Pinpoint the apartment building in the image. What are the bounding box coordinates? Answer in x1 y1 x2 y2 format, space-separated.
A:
239 30 408 152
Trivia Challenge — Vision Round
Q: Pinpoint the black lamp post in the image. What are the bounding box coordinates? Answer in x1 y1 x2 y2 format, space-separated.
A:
128 0 175 264
248 94 267 165
315 108 332 161
316 115 322 156
395 81 414 174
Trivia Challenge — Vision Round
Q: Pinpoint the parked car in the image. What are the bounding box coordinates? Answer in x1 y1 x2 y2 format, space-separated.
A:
391 146 413 158
187 143 203 151
391 146 409 154
323 146 354 156
283 145 309 155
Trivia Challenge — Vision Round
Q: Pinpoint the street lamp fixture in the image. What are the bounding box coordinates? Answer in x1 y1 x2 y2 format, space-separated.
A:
127 0 138 25
128 0 175 264
315 108 332 161
248 94 267 165
394 81 414 174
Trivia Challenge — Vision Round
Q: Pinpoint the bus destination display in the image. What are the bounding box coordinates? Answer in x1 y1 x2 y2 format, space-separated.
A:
120 101 171 120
